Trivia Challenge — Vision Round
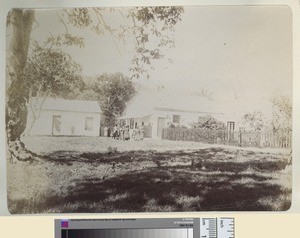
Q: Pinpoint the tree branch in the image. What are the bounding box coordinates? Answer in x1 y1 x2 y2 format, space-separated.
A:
31 17 39 31
93 9 123 56
57 14 69 34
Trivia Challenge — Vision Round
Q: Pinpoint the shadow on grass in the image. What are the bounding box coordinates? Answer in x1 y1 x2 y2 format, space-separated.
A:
43 150 151 165
9 147 291 213
195 160 287 172
9 167 290 213
69 170 290 212
43 147 287 169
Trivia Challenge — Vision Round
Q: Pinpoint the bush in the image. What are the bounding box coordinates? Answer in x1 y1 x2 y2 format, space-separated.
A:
191 115 225 130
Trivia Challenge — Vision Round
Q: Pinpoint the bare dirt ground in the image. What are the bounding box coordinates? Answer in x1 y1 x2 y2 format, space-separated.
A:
7 136 292 213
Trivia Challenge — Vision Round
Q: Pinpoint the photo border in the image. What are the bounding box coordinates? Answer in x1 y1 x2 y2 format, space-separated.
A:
0 0 299 215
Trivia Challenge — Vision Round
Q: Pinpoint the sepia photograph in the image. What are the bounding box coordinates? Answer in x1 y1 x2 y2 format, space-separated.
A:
6 5 292 213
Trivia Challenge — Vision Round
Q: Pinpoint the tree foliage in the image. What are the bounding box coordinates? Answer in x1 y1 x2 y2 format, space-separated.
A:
93 73 135 126
44 7 184 79
271 95 292 132
242 111 266 131
191 115 226 130
127 7 184 79
23 44 83 135
24 44 83 98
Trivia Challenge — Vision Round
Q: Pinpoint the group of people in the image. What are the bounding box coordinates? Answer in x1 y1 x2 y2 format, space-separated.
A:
103 125 145 141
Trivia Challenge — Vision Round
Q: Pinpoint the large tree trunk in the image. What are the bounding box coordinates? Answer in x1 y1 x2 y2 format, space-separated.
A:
6 9 38 162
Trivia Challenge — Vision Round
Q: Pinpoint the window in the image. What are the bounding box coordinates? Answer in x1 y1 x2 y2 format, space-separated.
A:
173 115 180 124
85 117 94 131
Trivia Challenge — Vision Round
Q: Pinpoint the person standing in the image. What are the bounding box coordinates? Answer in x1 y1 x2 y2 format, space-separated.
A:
124 125 130 140
140 125 145 140
133 126 139 141
107 127 111 137
104 126 108 137
113 124 118 139
120 125 125 140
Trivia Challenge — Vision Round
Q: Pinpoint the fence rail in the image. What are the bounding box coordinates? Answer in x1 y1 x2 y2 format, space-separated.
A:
162 128 291 148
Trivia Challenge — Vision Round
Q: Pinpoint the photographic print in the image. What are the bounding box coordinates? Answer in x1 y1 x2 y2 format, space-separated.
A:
6 6 292 213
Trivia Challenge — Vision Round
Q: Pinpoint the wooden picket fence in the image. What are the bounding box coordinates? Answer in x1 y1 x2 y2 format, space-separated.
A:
162 128 292 148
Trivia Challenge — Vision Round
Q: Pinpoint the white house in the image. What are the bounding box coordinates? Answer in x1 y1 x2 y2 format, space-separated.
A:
120 93 227 139
25 97 101 136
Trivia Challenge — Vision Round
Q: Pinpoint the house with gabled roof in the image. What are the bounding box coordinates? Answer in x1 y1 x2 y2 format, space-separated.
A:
25 97 101 136
120 92 226 139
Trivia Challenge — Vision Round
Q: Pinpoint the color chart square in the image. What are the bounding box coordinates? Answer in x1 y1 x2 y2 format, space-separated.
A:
61 220 69 228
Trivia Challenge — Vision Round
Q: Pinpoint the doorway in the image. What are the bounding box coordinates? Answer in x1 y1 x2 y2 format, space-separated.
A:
157 117 167 138
52 115 61 135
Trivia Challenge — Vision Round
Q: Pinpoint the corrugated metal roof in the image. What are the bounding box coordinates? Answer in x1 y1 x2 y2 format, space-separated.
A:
31 97 101 113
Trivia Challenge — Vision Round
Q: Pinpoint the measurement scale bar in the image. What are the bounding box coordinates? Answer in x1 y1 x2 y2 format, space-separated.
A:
200 218 235 238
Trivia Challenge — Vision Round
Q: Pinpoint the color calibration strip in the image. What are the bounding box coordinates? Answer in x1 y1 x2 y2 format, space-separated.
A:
62 228 193 238
57 218 234 238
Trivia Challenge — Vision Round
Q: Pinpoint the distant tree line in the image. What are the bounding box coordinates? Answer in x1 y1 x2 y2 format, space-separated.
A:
242 95 292 133
189 94 292 133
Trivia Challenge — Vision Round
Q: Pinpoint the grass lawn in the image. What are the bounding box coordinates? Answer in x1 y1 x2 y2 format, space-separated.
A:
7 136 292 213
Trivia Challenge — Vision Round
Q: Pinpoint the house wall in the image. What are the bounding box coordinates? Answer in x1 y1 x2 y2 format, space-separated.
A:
154 110 225 125
26 109 100 136
121 110 226 139
122 115 152 129
151 110 225 138
135 115 152 128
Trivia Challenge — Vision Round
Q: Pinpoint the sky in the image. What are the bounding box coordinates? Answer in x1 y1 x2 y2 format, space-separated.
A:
7 5 293 121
